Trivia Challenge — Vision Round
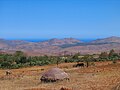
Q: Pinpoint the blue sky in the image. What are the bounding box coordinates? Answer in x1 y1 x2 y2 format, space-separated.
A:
0 0 120 40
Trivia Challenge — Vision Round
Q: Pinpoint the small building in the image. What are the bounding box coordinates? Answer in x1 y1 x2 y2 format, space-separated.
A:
40 68 69 82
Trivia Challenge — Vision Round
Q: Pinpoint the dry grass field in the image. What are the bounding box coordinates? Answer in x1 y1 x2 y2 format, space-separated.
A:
0 61 120 90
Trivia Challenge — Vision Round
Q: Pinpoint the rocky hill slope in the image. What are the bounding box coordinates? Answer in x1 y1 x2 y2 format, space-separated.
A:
0 36 120 55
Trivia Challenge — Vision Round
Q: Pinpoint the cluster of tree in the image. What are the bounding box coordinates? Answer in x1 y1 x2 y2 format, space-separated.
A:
0 51 62 69
62 49 120 67
72 49 120 64
98 49 120 63
0 49 120 69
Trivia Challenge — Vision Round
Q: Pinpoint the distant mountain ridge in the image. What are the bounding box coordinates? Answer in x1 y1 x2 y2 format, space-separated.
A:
0 36 120 56
40 38 82 46
91 36 120 43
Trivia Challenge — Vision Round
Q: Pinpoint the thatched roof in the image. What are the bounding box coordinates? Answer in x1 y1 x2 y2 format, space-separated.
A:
40 68 69 82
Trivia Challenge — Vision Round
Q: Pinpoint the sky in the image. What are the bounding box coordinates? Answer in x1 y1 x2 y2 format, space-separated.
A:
0 0 120 40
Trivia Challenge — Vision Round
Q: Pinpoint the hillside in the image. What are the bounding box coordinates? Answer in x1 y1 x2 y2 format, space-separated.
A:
0 36 120 55
91 36 120 44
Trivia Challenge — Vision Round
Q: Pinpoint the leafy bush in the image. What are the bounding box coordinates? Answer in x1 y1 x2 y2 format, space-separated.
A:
0 49 120 69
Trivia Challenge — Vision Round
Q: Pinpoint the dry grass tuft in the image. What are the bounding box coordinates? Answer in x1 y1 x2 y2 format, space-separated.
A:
112 83 120 90
25 88 51 90
0 62 120 90
60 87 72 90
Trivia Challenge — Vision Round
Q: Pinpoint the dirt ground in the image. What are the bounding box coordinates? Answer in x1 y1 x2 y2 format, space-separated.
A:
0 61 120 90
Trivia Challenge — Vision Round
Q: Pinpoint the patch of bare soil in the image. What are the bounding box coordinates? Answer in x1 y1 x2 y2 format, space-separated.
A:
0 62 120 90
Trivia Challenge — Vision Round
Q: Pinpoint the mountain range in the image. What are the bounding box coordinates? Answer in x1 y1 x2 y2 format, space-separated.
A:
0 36 120 56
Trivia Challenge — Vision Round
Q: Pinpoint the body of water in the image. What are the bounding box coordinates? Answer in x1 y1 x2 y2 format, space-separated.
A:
7 38 95 42
26 39 95 42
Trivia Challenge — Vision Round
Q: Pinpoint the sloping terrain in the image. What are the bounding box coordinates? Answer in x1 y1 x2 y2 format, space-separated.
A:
91 36 120 44
0 61 120 90
0 36 120 55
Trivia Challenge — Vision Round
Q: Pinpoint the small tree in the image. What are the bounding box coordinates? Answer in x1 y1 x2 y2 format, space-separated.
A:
56 57 61 67
99 52 108 60
108 49 119 62
82 55 93 67
14 51 27 64
109 49 115 57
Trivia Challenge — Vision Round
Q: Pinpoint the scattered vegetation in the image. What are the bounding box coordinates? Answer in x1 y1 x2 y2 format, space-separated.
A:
0 49 120 69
